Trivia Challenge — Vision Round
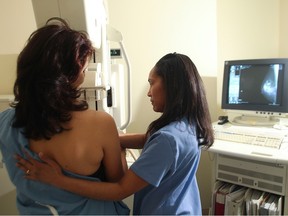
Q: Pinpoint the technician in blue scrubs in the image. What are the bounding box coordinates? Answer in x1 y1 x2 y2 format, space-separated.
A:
0 18 129 215
17 53 214 215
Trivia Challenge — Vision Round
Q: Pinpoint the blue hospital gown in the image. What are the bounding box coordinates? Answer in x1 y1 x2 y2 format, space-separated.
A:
130 118 202 215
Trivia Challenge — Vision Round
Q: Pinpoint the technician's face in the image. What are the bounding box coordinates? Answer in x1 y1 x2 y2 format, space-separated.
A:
147 67 166 112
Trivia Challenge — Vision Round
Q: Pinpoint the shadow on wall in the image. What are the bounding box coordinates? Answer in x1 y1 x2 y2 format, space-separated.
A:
0 54 17 95
202 76 218 122
197 76 217 211
0 190 18 215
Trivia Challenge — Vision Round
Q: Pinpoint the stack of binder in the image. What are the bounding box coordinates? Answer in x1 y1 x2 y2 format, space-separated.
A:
212 181 282 215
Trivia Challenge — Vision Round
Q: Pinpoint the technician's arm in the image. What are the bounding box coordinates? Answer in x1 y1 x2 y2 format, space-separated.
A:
119 133 146 149
52 169 147 200
16 153 148 200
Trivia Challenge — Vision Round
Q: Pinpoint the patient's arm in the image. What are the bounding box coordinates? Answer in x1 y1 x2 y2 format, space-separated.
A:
119 133 146 149
16 152 148 201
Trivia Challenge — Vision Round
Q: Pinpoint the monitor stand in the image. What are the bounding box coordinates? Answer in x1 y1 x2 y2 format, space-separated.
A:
232 115 279 127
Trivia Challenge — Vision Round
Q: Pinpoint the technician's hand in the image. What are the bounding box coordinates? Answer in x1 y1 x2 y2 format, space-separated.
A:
15 151 63 186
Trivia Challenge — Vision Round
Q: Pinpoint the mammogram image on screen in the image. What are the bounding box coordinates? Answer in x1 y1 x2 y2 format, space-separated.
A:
228 64 281 105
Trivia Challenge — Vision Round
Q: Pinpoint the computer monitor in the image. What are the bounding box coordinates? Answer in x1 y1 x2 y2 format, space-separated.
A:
221 58 288 126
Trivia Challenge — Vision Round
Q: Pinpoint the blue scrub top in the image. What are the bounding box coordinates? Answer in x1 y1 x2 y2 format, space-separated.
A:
130 118 202 215
0 108 130 215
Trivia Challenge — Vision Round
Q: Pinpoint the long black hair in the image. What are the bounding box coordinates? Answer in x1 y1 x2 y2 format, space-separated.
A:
12 18 95 140
146 53 214 147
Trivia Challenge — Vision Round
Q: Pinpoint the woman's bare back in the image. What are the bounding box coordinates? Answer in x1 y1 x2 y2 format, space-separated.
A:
29 109 124 181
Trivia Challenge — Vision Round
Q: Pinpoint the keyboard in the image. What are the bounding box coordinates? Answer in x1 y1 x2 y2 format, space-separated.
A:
213 124 288 149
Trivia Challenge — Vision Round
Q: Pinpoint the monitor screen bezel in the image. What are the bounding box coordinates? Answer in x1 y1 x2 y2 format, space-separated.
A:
221 58 288 114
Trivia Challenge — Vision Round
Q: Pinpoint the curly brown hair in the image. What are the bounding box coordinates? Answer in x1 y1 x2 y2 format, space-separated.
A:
12 18 95 140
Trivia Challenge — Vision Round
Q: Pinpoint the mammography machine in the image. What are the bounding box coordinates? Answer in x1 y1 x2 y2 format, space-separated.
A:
32 0 132 130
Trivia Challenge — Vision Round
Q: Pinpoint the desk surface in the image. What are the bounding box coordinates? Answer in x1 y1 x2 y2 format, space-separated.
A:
208 139 288 164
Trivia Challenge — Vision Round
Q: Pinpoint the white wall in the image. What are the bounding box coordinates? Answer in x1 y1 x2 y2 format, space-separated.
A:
0 0 36 95
217 0 283 116
107 0 217 133
279 0 288 56
0 1 36 55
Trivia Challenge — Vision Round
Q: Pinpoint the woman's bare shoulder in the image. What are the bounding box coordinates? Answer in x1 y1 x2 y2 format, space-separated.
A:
74 109 113 121
73 110 117 132
86 110 114 123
